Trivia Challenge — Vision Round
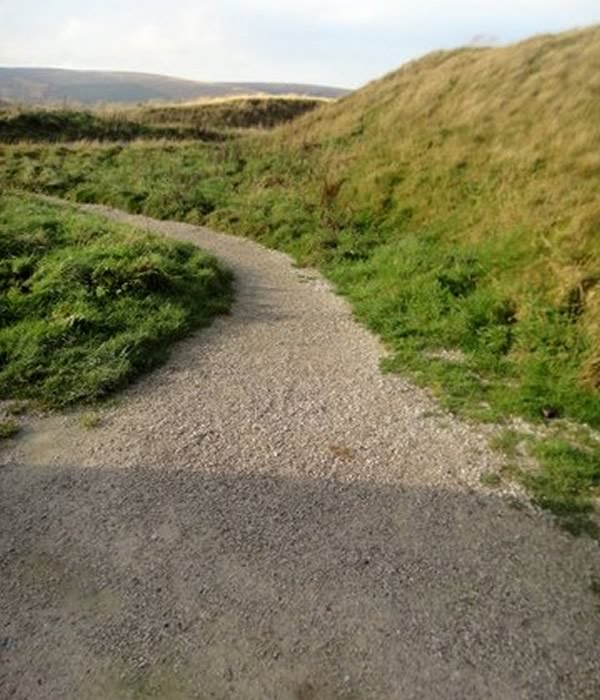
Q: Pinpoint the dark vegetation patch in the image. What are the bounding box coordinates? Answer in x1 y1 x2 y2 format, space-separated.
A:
0 109 225 143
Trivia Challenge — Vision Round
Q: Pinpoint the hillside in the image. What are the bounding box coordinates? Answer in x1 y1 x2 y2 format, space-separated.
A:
0 67 349 105
0 96 326 143
1 26 598 528
221 25 600 401
207 26 600 528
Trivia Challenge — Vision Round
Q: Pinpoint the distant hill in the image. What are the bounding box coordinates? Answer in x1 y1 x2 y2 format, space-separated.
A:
0 67 349 105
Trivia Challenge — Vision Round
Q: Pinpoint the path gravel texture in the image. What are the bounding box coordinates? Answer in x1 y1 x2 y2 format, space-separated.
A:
1 205 599 700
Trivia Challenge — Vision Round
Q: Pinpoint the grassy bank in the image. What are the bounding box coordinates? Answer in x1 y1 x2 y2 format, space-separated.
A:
0 142 231 219
135 95 328 131
0 96 327 143
0 27 598 531
0 108 228 143
0 193 232 408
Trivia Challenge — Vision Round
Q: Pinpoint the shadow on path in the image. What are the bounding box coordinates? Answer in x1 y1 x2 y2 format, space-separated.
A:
1 461 599 699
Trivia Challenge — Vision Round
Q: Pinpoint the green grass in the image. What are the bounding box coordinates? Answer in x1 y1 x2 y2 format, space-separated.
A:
523 440 600 537
0 193 232 408
326 234 599 427
489 429 524 457
489 428 600 535
0 143 232 220
0 27 598 533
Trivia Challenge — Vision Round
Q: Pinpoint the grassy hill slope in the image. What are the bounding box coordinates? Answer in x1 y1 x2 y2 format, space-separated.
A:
1 27 598 530
212 26 600 414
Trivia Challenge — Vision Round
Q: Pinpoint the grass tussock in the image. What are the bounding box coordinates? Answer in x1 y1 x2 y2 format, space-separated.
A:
0 418 20 439
79 411 101 429
0 194 232 408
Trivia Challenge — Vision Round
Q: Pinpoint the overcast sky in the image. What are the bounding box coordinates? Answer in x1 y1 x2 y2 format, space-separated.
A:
0 1 598 88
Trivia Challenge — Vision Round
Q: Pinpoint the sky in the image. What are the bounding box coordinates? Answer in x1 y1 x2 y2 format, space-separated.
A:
0 1 598 88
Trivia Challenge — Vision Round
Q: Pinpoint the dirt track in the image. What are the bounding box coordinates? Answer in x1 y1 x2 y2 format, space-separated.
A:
1 206 599 699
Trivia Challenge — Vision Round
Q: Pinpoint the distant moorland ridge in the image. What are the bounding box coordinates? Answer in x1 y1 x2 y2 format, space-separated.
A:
0 67 350 105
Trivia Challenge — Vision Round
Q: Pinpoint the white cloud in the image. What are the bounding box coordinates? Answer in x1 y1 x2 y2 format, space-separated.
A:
0 0 598 85
130 23 175 53
2 3 247 79
57 18 85 43
247 0 598 26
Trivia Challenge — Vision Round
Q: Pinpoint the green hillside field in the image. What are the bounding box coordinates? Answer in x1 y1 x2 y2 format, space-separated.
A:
1 27 598 533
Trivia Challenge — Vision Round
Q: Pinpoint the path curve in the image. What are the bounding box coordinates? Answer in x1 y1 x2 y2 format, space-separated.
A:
1 206 599 699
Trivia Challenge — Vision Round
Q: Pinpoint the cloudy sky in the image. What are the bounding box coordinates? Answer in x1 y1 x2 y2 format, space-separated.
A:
0 0 598 87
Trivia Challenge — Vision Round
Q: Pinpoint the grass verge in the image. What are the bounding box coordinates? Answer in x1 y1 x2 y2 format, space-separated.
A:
489 428 600 536
0 193 232 408
524 438 600 537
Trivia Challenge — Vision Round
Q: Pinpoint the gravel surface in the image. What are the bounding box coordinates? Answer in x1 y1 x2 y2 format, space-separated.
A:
1 205 599 700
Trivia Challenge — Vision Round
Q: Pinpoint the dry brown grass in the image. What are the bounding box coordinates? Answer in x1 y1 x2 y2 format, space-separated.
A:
175 94 332 107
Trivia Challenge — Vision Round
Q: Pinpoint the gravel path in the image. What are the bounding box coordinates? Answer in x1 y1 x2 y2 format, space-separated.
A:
1 205 599 700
